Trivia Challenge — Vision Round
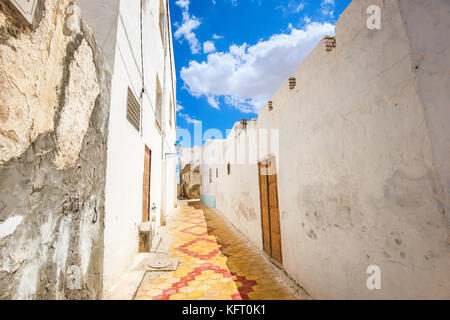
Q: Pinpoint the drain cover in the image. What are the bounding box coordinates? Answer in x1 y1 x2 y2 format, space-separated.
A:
147 255 172 269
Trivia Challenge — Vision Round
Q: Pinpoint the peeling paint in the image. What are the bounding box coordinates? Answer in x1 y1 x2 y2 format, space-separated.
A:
0 215 23 239
0 0 112 300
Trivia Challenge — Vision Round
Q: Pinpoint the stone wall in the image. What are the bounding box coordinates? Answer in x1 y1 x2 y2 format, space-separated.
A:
0 0 111 299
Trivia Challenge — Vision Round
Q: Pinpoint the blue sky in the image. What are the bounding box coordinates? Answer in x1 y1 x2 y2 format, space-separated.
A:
171 0 352 147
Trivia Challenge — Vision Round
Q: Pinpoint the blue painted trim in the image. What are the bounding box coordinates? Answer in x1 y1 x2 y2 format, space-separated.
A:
200 194 216 208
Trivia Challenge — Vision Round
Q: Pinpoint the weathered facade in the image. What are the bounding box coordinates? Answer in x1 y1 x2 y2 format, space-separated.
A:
0 0 177 299
179 146 201 199
0 0 111 299
197 0 450 299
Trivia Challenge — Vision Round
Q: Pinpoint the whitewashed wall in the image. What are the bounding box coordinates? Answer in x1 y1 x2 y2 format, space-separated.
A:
200 0 450 299
99 0 177 294
199 140 225 207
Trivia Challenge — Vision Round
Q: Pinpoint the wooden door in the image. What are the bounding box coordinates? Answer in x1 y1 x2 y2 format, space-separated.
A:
258 156 282 265
142 147 152 222
258 161 271 256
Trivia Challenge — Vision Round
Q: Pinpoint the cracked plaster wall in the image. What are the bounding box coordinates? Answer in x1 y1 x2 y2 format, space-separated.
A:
0 0 111 299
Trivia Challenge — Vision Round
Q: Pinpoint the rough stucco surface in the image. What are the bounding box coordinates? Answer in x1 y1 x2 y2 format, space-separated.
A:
396 0 450 225
203 0 449 299
0 0 69 164
0 0 111 299
276 0 449 299
54 39 100 170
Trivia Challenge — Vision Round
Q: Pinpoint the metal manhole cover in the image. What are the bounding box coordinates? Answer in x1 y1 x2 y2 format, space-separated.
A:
147 256 172 269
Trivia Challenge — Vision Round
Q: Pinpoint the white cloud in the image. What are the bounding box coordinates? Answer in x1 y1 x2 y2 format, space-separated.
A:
180 22 335 113
277 1 306 15
179 113 201 124
175 0 190 10
293 2 305 12
203 41 216 54
174 1 201 54
212 34 223 40
320 0 335 17
207 96 220 109
176 104 184 111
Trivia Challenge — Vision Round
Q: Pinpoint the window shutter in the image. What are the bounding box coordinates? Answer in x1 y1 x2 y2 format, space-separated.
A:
126 88 140 132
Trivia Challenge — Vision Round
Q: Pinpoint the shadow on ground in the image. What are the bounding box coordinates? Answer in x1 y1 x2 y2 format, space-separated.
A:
187 201 304 300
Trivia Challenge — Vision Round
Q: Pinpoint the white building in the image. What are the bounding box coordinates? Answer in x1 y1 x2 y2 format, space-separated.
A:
78 0 178 295
198 139 226 207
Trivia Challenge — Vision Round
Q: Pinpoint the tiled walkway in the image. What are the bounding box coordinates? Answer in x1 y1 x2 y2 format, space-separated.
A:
135 202 308 300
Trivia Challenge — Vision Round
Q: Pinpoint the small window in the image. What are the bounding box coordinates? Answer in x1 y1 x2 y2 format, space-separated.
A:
209 169 212 183
155 75 163 131
216 168 218 178
126 88 140 132
227 163 231 175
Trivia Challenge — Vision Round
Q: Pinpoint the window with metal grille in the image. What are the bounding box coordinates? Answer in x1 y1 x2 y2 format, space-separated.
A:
209 169 212 183
227 163 231 175
126 88 140 132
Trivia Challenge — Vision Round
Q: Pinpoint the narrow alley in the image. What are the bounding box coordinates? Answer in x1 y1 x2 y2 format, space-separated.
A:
134 202 308 300
1 0 448 302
